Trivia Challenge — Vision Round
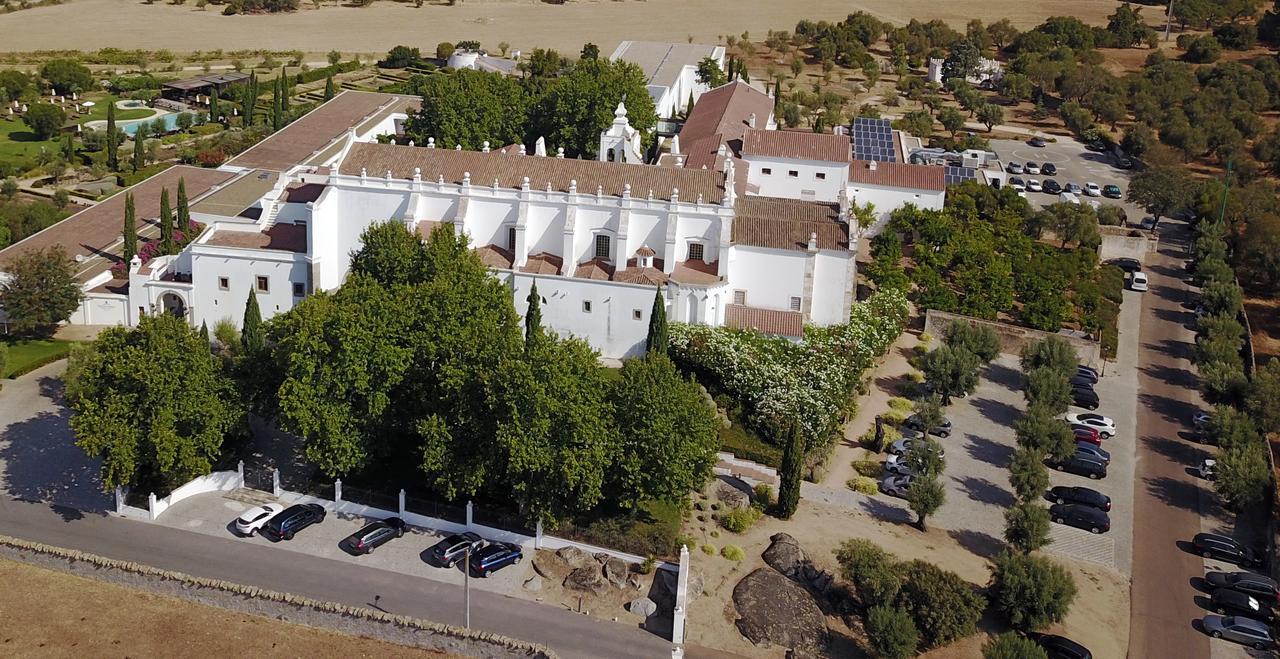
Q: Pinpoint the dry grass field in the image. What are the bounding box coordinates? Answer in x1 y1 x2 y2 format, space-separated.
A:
0 0 1124 57
0 557 450 658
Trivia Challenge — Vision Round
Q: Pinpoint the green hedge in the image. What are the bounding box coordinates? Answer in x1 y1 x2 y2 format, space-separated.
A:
294 60 362 85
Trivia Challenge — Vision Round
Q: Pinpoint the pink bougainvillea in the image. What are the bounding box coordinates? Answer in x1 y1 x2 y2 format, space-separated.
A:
111 221 204 277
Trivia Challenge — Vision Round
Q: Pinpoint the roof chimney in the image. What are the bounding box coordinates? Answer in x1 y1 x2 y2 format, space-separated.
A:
868 160 878 171
808 232 818 251
748 113 756 128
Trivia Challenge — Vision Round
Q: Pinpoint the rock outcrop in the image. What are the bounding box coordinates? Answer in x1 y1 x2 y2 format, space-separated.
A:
732 568 828 654
762 532 811 582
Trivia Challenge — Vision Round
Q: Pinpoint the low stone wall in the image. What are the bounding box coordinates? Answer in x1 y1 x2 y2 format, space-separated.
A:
924 309 1102 369
0 535 555 659
1098 226 1158 263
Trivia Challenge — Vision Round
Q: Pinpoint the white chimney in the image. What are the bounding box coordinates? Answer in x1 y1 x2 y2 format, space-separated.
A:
748 113 756 128
808 232 818 250
869 160 878 171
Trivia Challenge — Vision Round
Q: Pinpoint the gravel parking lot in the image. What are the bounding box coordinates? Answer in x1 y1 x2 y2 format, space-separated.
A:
156 489 533 596
991 136 1146 224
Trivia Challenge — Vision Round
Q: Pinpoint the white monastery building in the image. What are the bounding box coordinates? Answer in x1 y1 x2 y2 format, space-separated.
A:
0 86 952 360
610 41 725 120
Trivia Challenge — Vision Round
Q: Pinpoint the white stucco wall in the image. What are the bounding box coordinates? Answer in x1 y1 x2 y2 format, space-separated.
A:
726 246 807 312
506 272 666 360
743 155 848 202
188 243 310 329
848 185 945 235
810 251 851 325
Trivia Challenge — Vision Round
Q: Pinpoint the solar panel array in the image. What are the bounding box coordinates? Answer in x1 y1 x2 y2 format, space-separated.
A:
851 117 897 163
944 165 978 185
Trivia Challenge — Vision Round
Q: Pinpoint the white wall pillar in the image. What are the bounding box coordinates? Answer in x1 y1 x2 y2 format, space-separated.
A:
147 492 158 521
672 544 690 644
399 488 407 516
466 500 474 529
334 478 343 502
272 468 281 497
237 460 245 489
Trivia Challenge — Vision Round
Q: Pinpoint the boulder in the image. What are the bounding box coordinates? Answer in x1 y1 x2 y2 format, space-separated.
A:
531 555 556 578
732 568 828 654
762 533 810 582
628 597 658 618
713 479 751 510
522 575 543 592
555 546 593 568
628 575 643 590
564 566 607 595
603 557 630 588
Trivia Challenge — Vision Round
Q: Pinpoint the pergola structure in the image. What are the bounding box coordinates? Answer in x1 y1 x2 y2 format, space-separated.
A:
161 72 251 103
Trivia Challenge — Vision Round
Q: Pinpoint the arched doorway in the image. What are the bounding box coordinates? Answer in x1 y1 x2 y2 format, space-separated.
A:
159 292 187 318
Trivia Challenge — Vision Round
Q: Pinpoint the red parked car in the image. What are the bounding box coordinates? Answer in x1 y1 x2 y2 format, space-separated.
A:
1072 426 1102 445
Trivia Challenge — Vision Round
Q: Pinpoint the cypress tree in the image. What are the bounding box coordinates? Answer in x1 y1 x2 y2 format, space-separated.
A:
524 280 543 353
323 74 334 101
243 73 256 125
131 125 146 173
200 320 210 344
279 66 289 113
176 177 189 232
105 101 118 171
684 91 694 118
271 78 282 132
209 90 220 123
61 133 74 162
122 192 137 264
242 289 264 355
645 286 668 356
776 421 804 519
159 187 174 255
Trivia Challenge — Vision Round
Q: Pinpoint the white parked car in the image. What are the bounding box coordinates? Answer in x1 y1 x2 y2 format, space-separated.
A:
1025 162 1042 175
1197 459 1217 480
1129 271 1149 292
1007 161 1024 174
889 438 945 458
234 503 284 536
1065 412 1116 438
1084 182 1102 197
884 454 914 476
1026 179 1043 192
881 474 914 498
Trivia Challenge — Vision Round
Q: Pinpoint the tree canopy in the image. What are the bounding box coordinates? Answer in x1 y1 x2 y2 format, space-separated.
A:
39 58 93 94
404 69 529 151
22 103 65 141
0 246 83 336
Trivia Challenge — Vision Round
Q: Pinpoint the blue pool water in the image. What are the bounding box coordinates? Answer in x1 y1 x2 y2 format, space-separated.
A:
121 112 191 136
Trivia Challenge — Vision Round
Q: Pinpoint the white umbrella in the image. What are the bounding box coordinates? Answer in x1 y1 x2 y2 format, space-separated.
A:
81 100 96 108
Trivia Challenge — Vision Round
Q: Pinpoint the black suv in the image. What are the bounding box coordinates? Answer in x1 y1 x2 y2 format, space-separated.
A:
1046 454 1107 479
1042 179 1062 194
262 503 326 541
343 517 407 555
1206 572 1280 606
429 532 484 567
1071 386 1099 410
1194 533 1263 568
1050 503 1111 534
1049 486 1111 511
1031 633 1092 659
1211 588 1276 622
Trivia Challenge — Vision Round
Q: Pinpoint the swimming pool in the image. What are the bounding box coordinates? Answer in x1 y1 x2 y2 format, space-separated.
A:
117 99 148 109
120 112 194 136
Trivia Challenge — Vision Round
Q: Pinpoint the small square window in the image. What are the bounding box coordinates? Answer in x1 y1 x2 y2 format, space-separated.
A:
815 172 826 180
633 309 643 320
292 282 305 297
255 276 269 293
733 290 746 305
761 167 772 175
790 296 802 311
594 235 610 260
218 276 229 291
788 170 798 178
583 300 593 313
688 243 705 262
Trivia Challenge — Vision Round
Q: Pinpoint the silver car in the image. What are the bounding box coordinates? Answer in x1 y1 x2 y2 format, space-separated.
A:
1202 615 1273 650
889 438 946 458
880 474 913 498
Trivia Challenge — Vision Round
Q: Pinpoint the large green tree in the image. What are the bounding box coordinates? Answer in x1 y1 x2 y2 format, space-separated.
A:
895 560 986 648
131 125 146 173
242 289 265 355
404 69 530 151
907 475 946 531
1019 335 1076 377
865 606 919 659
1248 359 1280 434
1025 366 1072 414
22 103 65 141
349 221 427 286
921 345 981 404
524 280 544 353
122 192 137 264
106 102 119 171
989 552 1077 630
528 57 657 158
1127 164 1194 223
1015 404 1075 459
835 538 903 605
176 177 190 230
983 633 1049 659
1004 501 1052 553
0 246 83 336
71 313 240 491
39 58 92 94
776 421 804 519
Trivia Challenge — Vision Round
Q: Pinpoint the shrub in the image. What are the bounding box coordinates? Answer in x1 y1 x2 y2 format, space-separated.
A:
853 459 884 478
1004 501 1052 553
888 397 914 412
721 544 745 561
865 605 919 659
835 538 902 605
720 506 762 533
638 555 656 574
752 483 774 507
701 543 716 555
1185 35 1222 63
983 632 1049 659
848 476 879 495
989 552 1077 630
895 560 986 648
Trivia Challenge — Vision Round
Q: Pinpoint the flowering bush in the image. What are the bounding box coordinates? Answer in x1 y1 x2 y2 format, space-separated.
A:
670 288 909 452
110 221 204 277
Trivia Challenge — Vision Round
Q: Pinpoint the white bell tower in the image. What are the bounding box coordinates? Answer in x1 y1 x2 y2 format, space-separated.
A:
598 101 644 164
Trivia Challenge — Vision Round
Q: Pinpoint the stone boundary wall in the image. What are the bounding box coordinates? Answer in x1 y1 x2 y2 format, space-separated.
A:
0 535 555 659
1098 225 1158 263
924 309 1102 369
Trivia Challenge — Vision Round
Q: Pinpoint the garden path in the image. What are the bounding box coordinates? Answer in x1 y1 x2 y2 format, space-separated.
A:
819 328 920 489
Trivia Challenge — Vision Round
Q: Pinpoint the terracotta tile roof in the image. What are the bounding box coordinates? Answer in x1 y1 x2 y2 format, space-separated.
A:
475 244 514 269
0 166 235 275
732 196 848 252
415 220 446 239
678 133 724 171
203 223 308 253
725 304 805 338
89 278 129 295
680 81 774 148
614 265 668 286
635 245 656 257
521 252 563 275
228 91 419 171
741 128 851 163
340 142 727 204
847 159 946 192
574 258 615 281
285 183 326 203
671 259 722 285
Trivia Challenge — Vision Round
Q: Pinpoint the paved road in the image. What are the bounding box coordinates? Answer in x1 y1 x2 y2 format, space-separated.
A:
1128 217 1213 658
0 497 673 659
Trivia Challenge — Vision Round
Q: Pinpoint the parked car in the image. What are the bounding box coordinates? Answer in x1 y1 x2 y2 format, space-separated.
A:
1201 615 1274 650
1049 485 1112 511
1007 161 1024 174
1025 162 1042 175
904 414 952 438
884 453 915 476
1072 426 1102 445
429 532 485 567
1070 387 1100 410
1043 179 1062 194
1106 257 1142 273
1070 373 1097 388
1102 184 1122 199
1026 178 1043 192
1197 459 1216 480
1070 381 1096 398
1116 156 1134 169
1064 182 1083 194
1193 411 1212 429
1074 365 1100 384
469 542 524 577
234 503 284 537
889 438 945 457
880 474 914 498
1139 216 1157 230
261 503 326 541
1086 140 1107 152
1029 136 1047 147
1049 503 1111 534
1042 163 1058 176
1210 589 1276 622
1193 533 1263 568
1065 413 1114 435
1084 182 1102 197
1030 633 1092 659
343 517 407 555
1046 454 1107 479
1205 571 1280 605
1129 271 1149 292
1009 176 1026 191
1075 442 1110 464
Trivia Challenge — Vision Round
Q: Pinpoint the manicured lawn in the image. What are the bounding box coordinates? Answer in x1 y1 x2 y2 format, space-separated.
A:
3 338 76 378
0 94 154 163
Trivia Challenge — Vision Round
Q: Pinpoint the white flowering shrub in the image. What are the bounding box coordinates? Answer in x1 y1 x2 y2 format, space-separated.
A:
670 288 909 449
